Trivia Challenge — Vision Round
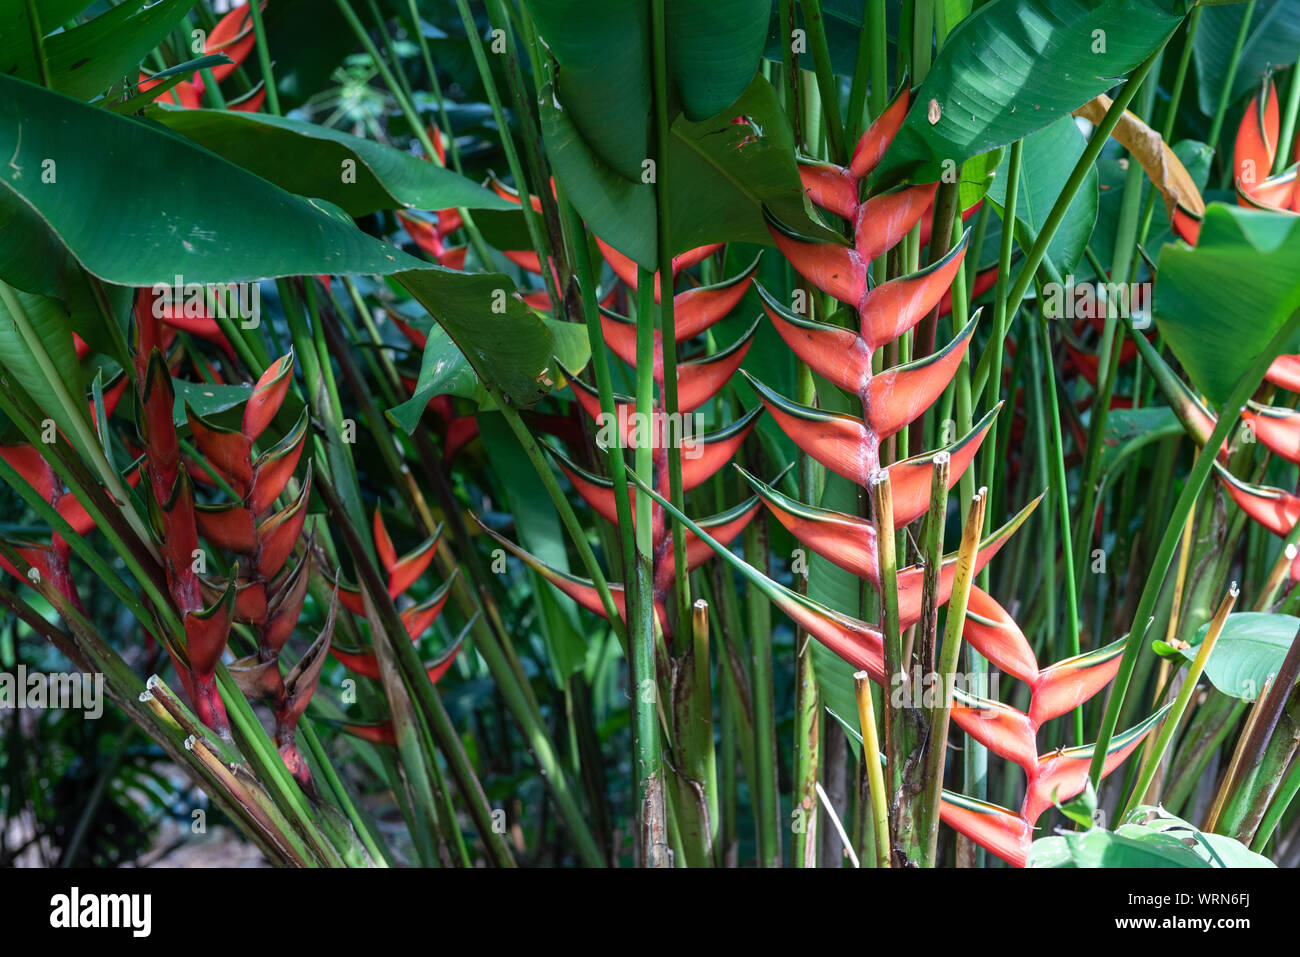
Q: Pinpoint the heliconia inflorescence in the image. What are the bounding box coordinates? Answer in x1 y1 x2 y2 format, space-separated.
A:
682 87 1167 865
332 508 462 687
134 288 333 785
484 233 767 637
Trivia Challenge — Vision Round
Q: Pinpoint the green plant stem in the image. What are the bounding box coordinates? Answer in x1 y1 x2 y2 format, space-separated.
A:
1003 47 1166 313
1278 49 1300 176
920 486 986 860
632 263 669 867
451 0 560 306
854 672 890 868
23 0 49 87
484 0 569 309
912 451 948 864
1037 317 1084 744
650 0 691 642
975 139 1020 412
245 0 279 115
802 0 847 164
1136 7 1201 249
1207 0 1256 168
745 506 781 866
866 0 887 122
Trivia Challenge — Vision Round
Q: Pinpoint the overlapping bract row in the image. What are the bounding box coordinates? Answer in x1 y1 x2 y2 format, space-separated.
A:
745 89 1164 865
134 289 332 785
331 509 462 701
487 231 765 635
940 590 1170 866
754 87 986 515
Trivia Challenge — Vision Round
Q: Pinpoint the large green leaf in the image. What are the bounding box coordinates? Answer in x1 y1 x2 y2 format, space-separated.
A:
384 314 588 432
1193 0 1300 117
986 116 1099 278
871 0 1187 188
0 290 84 445
1154 204 1300 407
394 269 557 409
0 1 96 81
525 0 768 182
1 0 193 102
151 108 515 217
0 76 556 412
1029 805 1274 867
545 75 840 268
0 74 426 288
1166 612 1300 701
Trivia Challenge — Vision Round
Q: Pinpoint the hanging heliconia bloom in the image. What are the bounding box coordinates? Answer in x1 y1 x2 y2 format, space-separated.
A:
134 290 238 737
332 508 463 684
133 289 334 782
484 236 766 636
138 2 267 112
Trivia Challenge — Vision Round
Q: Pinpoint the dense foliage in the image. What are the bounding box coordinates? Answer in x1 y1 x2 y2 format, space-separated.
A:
1 0 1299 869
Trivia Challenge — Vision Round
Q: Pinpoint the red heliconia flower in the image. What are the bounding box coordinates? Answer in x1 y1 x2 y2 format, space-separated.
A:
134 290 236 736
134 288 332 781
939 587 1171 865
486 237 764 636
1173 76 1300 245
751 85 989 550
185 351 323 772
330 508 463 684
139 2 267 112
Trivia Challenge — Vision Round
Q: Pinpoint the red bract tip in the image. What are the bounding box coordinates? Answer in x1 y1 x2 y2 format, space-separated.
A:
243 351 295 442
850 86 911 180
